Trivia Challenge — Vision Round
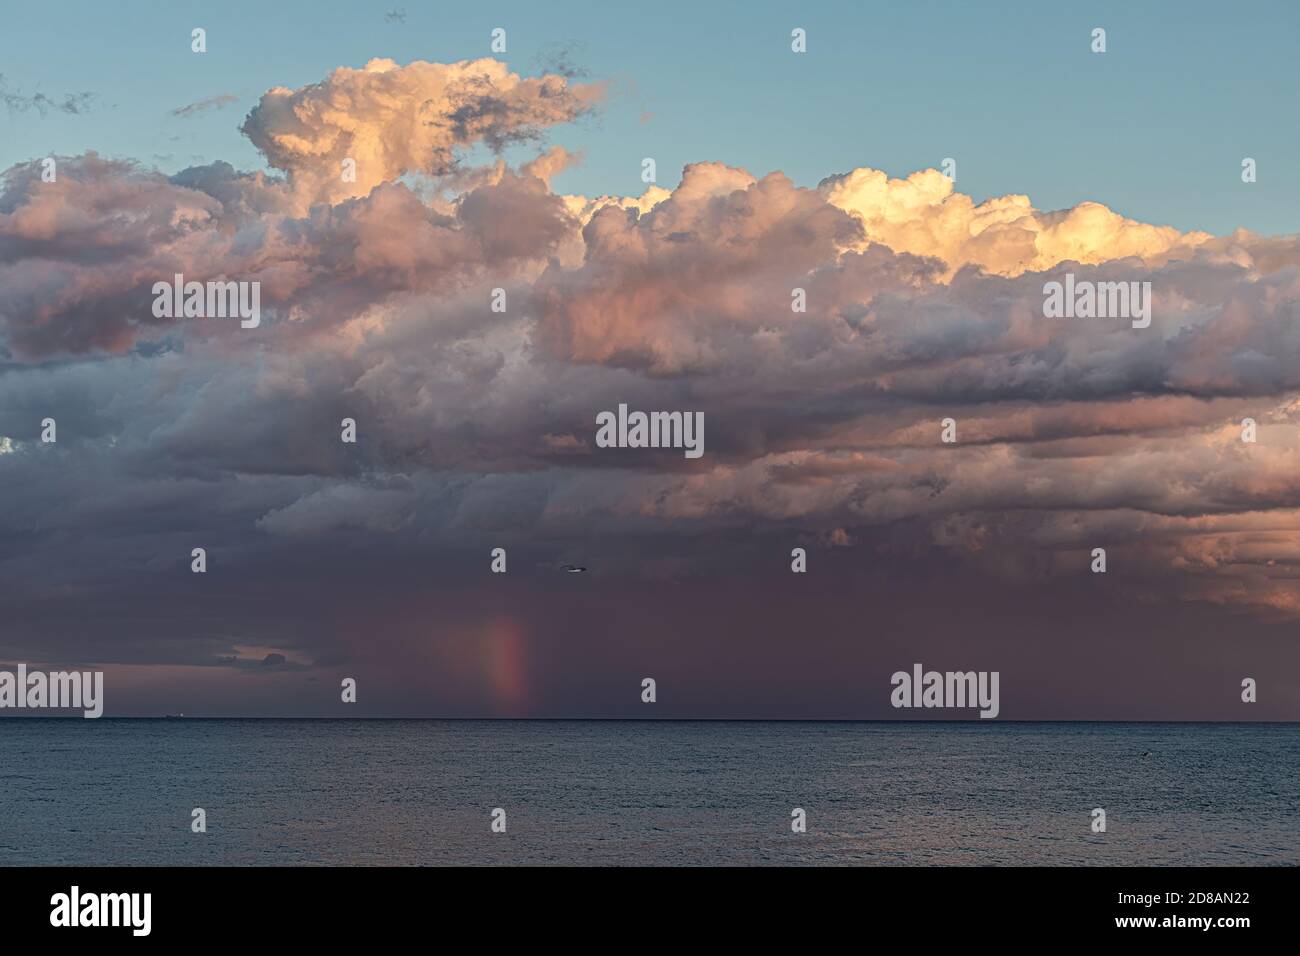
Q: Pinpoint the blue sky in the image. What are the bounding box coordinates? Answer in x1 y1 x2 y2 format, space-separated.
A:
2 0 1297 235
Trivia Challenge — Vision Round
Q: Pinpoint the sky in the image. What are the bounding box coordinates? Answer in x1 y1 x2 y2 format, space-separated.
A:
3 0 1299 234
1 1 1299 717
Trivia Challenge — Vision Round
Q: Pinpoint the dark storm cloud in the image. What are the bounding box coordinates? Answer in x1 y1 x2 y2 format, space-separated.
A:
1 58 1299 716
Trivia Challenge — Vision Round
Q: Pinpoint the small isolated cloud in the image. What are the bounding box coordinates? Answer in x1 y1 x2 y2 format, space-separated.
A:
214 647 310 671
169 94 238 118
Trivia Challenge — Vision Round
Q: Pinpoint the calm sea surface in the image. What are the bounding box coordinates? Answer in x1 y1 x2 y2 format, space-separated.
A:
1 720 1296 866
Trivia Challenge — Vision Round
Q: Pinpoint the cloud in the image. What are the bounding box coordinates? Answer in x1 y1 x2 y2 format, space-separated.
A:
821 166 1213 279
239 57 603 209
0 74 97 117
2 56 1300 713
169 94 238 118
521 145 581 186
530 41 590 80
0 153 228 359
536 162 868 372
256 483 416 536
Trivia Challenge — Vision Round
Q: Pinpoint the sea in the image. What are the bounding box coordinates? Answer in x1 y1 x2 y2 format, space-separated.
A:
1 720 1296 866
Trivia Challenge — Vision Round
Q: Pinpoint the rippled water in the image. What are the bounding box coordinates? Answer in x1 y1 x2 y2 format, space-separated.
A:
1 720 1295 865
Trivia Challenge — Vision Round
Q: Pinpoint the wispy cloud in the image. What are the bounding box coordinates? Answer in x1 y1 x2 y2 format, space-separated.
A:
0 74 96 116
531 41 590 80
168 93 238 118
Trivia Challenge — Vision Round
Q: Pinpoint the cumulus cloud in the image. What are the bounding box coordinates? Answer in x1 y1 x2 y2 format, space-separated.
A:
536 162 867 372
821 166 1214 279
239 57 603 210
2 55 1300 714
